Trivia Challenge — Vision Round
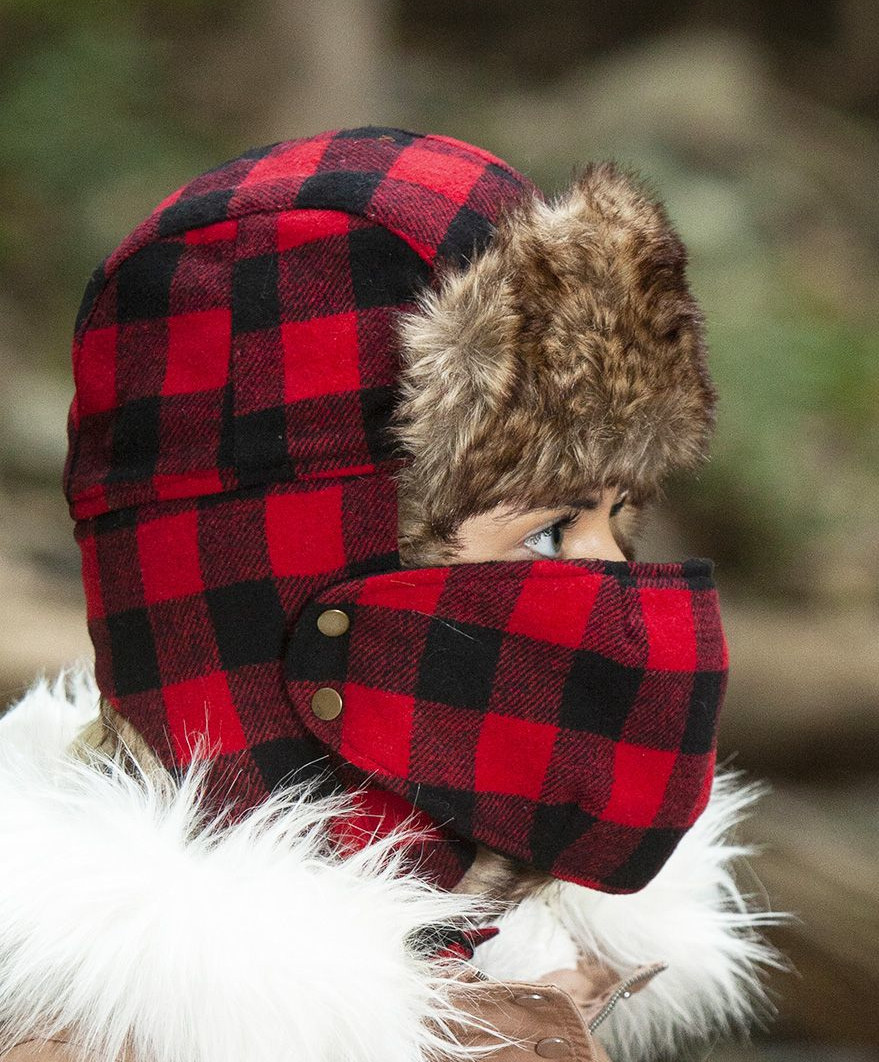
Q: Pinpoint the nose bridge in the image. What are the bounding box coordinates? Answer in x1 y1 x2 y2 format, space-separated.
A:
575 511 626 563
596 523 627 562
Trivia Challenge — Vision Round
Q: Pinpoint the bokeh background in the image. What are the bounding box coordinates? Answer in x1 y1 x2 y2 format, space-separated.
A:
1 2 877 1057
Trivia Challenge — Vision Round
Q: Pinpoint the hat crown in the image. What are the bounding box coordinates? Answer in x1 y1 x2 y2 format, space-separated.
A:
65 127 533 519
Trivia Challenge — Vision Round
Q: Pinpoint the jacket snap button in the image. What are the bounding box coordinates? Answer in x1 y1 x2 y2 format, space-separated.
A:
311 688 343 720
515 992 549 1006
316 609 350 637
535 1038 572 1058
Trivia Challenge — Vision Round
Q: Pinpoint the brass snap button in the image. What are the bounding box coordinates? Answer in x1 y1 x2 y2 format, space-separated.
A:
535 1038 572 1058
515 992 550 1006
311 687 343 720
316 609 350 637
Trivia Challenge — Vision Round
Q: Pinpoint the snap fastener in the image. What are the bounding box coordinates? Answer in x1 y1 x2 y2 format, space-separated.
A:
316 609 350 637
535 1038 572 1058
311 687 343 720
515 992 549 1006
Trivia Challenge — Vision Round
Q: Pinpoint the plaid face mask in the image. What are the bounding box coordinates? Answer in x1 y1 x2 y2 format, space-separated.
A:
285 556 727 893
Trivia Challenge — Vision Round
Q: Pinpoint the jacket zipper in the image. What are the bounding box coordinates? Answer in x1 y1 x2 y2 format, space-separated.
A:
587 963 668 1032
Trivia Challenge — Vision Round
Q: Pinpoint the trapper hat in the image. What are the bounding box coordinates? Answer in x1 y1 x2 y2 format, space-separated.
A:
65 127 722 893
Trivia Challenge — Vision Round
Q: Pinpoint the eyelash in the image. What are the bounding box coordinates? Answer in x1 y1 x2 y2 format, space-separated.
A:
523 509 580 556
524 495 628 554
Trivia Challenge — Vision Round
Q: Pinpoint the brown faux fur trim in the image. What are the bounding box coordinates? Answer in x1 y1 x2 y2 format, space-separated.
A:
393 162 716 561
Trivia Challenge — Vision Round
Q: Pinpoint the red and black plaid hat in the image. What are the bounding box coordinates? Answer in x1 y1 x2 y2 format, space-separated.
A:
66 127 727 894
66 127 536 887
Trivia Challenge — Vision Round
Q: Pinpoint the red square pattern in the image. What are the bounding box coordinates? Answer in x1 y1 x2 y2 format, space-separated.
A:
340 683 414 779
428 134 511 170
163 672 247 764
277 209 350 251
185 220 238 245
356 569 449 615
639 587 697 671
264 486 346 577
689 762 715 826
137 511 204 603
240 136 332 187
601 743 677 828
328 788 441 857
154 469 224 504
76 327 117 415
388 145 485 205
474 713 558 800
78 533 105 620
281 313 360 401
163 309 232 395
506 568 602 649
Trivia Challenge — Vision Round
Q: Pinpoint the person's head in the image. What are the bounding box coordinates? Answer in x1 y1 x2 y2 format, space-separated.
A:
66 128 726 895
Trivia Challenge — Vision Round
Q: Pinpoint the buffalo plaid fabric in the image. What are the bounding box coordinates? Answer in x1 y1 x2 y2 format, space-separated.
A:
286 558 726 893
65 126 726 894
66 127 534 889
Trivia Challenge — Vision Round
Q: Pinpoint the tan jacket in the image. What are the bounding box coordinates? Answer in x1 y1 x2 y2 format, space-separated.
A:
447 961 663 1062
3 963 660 1062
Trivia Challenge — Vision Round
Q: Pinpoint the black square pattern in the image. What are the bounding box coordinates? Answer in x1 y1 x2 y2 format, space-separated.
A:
234 406 293 479
411 783 476 838
110 396 161 482
348 227 431 309
604 827 685 892
115 241 186 323
157 188 236 238
75 265 106 332
296 171 384 215
206 578 287 669
559 650 643 739
359 385 396 462
250 735 335 796
107 608 161 696
285 603 351 684
681 670 724 754
415 618 503 711
529 802 598 872
436 205 494 267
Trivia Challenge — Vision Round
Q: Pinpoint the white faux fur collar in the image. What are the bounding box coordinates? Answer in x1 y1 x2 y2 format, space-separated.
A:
0 668 780 1062
0 670 482 1062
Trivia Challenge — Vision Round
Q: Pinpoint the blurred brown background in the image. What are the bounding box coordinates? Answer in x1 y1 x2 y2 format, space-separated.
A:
1 1 877 1058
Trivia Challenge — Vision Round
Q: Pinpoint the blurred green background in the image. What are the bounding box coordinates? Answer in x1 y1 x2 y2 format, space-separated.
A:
1 1 877 1057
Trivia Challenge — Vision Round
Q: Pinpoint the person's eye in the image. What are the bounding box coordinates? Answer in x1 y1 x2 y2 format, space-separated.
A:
523 513 577 559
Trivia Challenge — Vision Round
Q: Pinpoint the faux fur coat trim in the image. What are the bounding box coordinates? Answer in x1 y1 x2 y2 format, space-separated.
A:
0 668 779 1062
394 163 716 558
0 670 486 1062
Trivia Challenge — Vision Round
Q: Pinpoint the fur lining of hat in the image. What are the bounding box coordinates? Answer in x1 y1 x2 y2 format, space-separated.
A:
394 163 716 560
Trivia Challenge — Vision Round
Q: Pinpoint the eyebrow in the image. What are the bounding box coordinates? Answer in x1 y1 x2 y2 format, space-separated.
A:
493 496 602 524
